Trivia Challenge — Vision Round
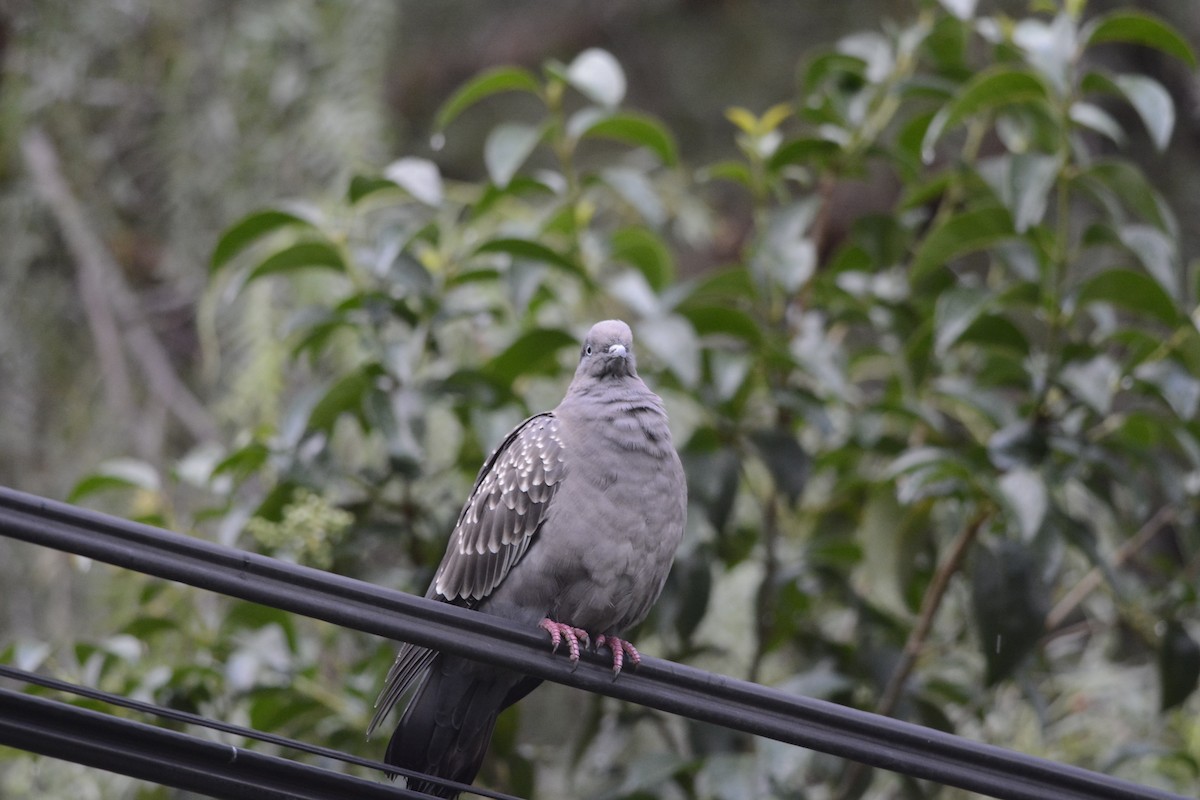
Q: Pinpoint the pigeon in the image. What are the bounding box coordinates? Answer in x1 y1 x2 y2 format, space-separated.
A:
368 319 687 798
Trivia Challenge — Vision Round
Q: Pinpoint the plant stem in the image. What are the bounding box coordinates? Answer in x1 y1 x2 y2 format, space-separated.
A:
834 507 989 800
1044 505 1175 632
876 508 988 715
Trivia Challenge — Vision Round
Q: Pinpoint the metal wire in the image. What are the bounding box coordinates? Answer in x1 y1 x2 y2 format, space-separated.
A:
0 486 1188 800
0 663 523 800
0 687 431 800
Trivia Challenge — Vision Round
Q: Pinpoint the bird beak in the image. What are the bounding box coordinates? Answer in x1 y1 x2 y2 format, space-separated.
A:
607 344 627 358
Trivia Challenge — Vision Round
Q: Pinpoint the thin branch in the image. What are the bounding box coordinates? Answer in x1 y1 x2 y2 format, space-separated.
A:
21 128 135 422
835 507 989 800
876 508 989 716
1044 505 1176 632
21 127 217 444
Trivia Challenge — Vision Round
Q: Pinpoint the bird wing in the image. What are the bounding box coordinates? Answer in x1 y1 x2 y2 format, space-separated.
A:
433 411 567 603
368 412 567 736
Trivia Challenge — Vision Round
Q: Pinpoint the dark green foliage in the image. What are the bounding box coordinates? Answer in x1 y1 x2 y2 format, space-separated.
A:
40 3 1200 798
971 540 1049 686
1160 620 1200 713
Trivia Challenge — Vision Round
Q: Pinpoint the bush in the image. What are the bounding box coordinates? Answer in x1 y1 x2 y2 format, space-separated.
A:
47 2 1200 797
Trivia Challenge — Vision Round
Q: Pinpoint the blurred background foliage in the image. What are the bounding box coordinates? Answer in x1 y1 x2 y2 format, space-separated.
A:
2 0 1199 798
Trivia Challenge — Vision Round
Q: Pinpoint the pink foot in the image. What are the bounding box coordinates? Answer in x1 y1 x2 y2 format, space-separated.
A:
539 619 590 664
595 635 641 676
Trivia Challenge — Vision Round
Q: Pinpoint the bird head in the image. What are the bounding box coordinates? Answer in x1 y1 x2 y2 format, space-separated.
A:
575 319 637 380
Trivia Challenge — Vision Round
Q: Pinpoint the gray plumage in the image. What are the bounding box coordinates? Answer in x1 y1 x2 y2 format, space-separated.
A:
370 319 687 798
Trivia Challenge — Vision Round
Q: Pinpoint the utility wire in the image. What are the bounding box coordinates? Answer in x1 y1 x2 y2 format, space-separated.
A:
0 687 430 800
0 486 1188 800
0 664 522 800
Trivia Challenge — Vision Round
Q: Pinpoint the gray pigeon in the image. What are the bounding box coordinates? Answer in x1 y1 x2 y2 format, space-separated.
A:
369 319 687 798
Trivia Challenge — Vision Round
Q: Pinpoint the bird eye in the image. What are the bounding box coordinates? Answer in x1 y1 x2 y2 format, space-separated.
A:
585 345 593 356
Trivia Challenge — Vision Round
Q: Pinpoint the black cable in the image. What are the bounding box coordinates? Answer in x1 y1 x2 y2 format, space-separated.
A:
0 486 1187 800
0 663 523 800
0 687 434 800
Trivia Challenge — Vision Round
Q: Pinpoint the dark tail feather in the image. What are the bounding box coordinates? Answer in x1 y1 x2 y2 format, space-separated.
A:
385 655 535 799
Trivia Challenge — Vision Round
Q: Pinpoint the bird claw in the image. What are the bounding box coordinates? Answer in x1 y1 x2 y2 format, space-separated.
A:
539 618 590 665
595 635 641 677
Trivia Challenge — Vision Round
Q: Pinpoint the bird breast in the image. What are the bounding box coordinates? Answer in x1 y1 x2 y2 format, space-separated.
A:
499 386 686 633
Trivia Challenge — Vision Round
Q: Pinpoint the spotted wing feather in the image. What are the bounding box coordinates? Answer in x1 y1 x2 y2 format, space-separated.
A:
368 412 566 736
434 412 566 602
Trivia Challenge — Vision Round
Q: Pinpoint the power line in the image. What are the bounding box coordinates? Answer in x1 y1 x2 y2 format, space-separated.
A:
0 687 430 800
0 663 522 800
0 486 1188 800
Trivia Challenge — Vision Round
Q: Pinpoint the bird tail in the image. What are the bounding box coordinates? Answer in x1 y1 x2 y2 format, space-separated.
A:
385 655 537 799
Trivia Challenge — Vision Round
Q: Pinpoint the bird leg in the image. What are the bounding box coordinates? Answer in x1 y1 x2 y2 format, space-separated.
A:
539 618 590 664
594 635 641 676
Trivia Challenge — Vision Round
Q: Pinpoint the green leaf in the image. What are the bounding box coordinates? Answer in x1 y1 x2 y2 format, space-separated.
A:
253 481 297 523
678 306 764 346
211 442 271 484
1074 159 1173 232
911 207 1014 282
246 241 346 283
988 420 1047 470
474 238 583 277
121 616 177 639
682 441 740 534
483 328 578 382
307 369 374 433
223 602 299 652
801 52 867 96
1076 268 1179 325
565 48 626 107
997 468 1047 540
1069 102 1126 146
1084 10 1198 69
1111 410 1167 449
1134 360 1200 419
601 167 667 226
887 448 975 503
211 209 317 271
937 0 977 20
1160 619 1200 711
347 175 396 204
852 491 914 619
383 157 444 206
748 428 809 504
934 286 991 357
978 153 1061 233
960 314 1030 355
899 170 955 211
611 227 674 291
573 110 678 165
971 540 1048 685
686 266 757 305
753 199 820 293
1120 224 1180 302
922 67 1052 161
640 315 700 387
700 160 754 188
484 122 544 189
664 554 712 643
1060 354 1120 415
924 16 970 72
725 106 759 134
68 459 162 503
248 687 321 731
884 446 962 478
767 137 842 172
434 66 542 131
1112 74 1174 152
